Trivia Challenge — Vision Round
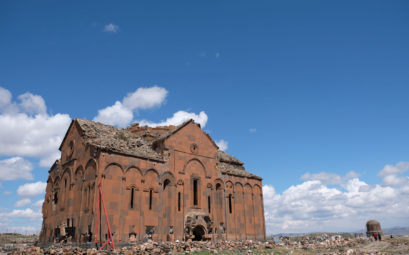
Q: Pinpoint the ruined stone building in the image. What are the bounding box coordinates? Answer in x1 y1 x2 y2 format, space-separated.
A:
366 220 383 237
39 118 265 243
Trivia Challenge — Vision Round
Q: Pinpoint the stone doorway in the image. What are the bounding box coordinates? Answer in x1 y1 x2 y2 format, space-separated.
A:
192 225 206 241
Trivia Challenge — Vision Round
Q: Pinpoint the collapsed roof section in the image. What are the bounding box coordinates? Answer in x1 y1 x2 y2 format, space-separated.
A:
217 151 261 180
60 118 261 179
75 118 163 162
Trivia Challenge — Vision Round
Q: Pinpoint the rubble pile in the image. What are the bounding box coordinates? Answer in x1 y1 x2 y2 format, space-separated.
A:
2 235 409 254
278 233 368 250
1 240 275 255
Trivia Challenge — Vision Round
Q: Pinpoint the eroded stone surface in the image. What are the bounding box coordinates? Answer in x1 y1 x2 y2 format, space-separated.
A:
39 118 265 244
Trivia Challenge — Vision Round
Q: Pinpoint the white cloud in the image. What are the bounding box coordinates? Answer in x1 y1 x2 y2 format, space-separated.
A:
8 208 42 219
0 157 33 181
301 171 360 186
137 110 208 128
15 198 31 207
0 87 12 108
263 171 409 234
103 23 119 33
216 139 228 151
17 182 46 198
93 86 208 130
0 208 42 233
249 128 257 133
378 162 409 186
123 86 168 110
93 101 133 128
2 226 40 234
18 92 46 115
0 87 71 168
33 199 44 208
94 86 168 128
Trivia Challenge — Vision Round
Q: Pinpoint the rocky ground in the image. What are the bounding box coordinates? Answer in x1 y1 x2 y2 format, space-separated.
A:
1 233 408 255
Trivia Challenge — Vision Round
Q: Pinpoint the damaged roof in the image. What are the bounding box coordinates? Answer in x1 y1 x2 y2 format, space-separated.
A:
75 118 163 161
217 151 261 180
63 118 260 179
218 151 243 165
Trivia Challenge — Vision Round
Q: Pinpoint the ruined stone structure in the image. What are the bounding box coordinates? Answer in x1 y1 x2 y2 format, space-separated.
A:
366 220 383 237
39 118 265 244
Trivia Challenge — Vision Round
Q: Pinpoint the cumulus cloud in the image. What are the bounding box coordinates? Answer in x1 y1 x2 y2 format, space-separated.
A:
17 182 46 198
0 157 33 181
301 171 360 186
122 86 168 110
33 199 44 208
94 86 168 127
8 208 42 219
0 208 42 233
263 165 409 234
93 101 133 127
18 93 46 115
0 87 71 167
103 23 119 33
137 110 208 128
378 162 409 186
94 86 208 129
15 198 31 207
216 139 228 151
0 87 12 108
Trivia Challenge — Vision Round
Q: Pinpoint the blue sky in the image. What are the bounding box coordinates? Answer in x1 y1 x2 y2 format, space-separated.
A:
0 0 409 234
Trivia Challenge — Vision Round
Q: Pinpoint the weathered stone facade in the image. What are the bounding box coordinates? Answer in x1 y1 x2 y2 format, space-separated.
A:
39 118 265 244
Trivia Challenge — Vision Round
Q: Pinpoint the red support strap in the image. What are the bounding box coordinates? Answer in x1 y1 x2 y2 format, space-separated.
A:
94 179 115 250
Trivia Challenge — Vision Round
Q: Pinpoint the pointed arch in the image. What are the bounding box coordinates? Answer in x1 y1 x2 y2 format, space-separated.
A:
183 158 207 177
125 166 143 176
74 166 84 181
84 159 97 181
244 183 254 239
214 178 224 190
144 168 160 179
234 182 245 240
125 166 143 188
159 171 176 186
105 162 124 174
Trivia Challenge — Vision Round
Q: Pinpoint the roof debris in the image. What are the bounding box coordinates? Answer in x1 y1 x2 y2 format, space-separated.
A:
73 118 260 179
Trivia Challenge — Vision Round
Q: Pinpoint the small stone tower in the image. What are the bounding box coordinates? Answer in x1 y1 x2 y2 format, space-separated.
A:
366 220 382 237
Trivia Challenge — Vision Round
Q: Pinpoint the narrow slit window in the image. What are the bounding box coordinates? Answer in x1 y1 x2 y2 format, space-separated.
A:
149 189 153 210
228 194 232 214
54 192 58 204
193 179 198 206
130 188 134 209
208 196 211 213
178 192 181 212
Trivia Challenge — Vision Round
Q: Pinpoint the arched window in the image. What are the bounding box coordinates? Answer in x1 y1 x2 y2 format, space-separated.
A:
163 179 171 190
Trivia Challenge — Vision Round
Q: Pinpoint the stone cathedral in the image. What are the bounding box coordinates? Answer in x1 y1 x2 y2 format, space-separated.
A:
39 118 265 244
